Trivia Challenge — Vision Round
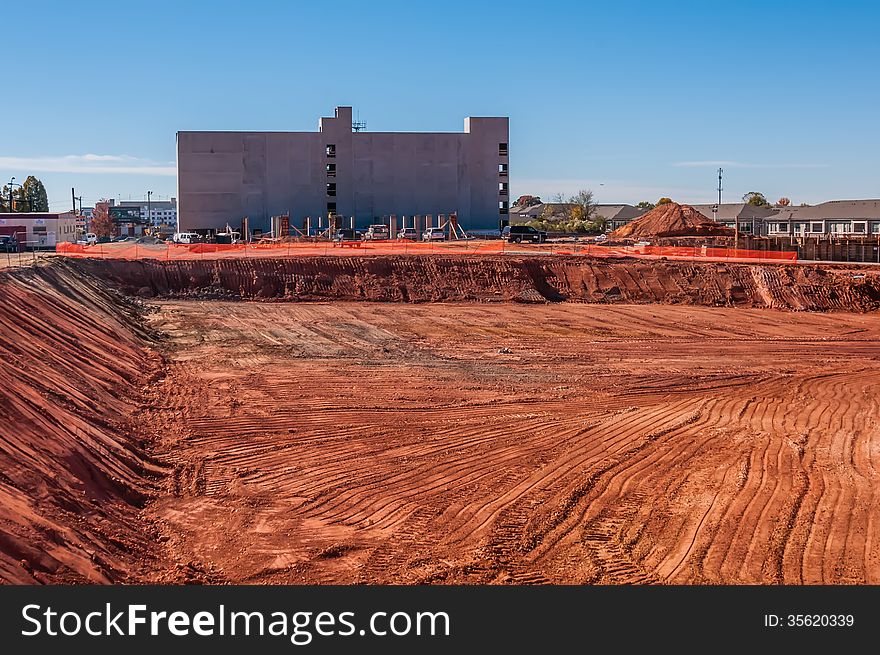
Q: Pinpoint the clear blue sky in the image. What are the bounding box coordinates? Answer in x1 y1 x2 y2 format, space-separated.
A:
3 0 878 210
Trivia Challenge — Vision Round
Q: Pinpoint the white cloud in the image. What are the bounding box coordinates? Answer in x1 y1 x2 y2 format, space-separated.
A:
673 160 828 169
0 154 176 175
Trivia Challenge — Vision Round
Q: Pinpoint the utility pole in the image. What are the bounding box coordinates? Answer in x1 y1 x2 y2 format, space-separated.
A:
72 187 77 214
147 190 152 229
717 167 723 206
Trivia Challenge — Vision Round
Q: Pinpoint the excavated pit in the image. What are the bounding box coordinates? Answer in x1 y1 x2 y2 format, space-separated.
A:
67 256 880 311
3 255 880 585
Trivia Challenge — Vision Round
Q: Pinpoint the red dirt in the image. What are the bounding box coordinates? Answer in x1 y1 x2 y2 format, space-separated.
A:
145 300 880 584
69 256 880 312
0 264 167 583
610 202 734 239
2 257 880 584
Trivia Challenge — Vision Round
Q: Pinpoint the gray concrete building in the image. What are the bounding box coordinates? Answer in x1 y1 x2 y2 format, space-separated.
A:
176 106 510 234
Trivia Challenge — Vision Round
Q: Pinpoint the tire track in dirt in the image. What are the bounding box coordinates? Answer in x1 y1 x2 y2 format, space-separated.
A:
140 298 880 584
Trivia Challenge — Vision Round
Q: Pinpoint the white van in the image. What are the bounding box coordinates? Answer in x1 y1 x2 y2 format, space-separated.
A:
172 232 199 244
77 232 97 246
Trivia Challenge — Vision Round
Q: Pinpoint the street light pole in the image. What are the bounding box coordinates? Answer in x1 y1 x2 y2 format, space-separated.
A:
147 190 152 232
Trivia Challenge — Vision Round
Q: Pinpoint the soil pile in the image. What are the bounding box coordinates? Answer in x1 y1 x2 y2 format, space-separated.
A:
0 264 165 583
68 256 880 313
610 202 734 239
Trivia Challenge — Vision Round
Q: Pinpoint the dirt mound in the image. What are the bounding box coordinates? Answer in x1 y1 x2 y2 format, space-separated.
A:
66 256 880 313
0 264 166 583
610 202 734 239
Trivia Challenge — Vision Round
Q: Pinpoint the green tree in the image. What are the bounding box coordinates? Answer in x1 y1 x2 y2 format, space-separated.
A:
657 197 673 205
21 176 49 212
742 191 770 207
636 200 655 210
0 185 13 212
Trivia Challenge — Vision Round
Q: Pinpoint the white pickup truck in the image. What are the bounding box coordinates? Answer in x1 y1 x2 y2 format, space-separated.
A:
363 224 390 240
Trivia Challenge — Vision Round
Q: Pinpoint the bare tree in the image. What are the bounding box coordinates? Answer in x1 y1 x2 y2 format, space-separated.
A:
569 189 597 221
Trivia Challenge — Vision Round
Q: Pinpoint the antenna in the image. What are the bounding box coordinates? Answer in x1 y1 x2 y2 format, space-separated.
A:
352 110 366 132
717 167 723 205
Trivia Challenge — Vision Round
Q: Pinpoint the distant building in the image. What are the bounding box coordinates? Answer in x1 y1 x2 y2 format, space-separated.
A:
690 203 778 235
0 212 77 248
116 198 177 227
177 106 510 234
508 202 646 230
764 200 880 236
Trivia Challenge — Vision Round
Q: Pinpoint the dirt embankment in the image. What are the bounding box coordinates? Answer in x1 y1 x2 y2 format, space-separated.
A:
68 256 880 312
0 264 166 583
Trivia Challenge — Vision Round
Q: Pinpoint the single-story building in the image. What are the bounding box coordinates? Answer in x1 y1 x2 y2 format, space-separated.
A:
0 212 77 248
508 202 646 228
690 203 778 235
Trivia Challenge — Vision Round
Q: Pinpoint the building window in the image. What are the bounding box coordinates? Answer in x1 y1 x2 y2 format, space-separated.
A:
811 223 823 233
499 182 508 195
499 201 509 215
498 142 508 156
326 183 337 197
326 163 336 177
326 202 337 215
871 222 880 234
498 163 508 176
853 222 866 233
325 144 336 157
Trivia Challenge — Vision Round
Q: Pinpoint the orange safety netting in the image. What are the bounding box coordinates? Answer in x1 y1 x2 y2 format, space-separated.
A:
54 240 797 263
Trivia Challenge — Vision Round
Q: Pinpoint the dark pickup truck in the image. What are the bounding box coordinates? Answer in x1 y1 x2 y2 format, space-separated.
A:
503 225 548 243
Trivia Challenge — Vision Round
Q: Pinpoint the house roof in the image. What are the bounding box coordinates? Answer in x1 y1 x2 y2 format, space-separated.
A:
595 204 646 221
509 202 646 221
769 199 880 221
690 203 779 221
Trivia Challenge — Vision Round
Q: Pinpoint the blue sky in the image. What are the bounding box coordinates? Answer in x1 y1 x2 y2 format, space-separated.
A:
2 0 878 210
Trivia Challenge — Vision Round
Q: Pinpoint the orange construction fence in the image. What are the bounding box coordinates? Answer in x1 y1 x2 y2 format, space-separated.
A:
55 240 797 264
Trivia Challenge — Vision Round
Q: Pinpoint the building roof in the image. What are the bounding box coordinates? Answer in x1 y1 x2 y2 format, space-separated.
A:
0 211 74 219
509 202 645 221
595 204 646 221
769 199 880 221
690 203 778 221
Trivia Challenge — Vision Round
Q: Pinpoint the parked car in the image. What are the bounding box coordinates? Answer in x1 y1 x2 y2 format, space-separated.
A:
97 236 112 244
113 235 133 242
503 225 547 244
0 235 19 252
397 227 418 240
77 232 97 246
172 232 200 244
594 233 608 243
332 228 361 243
422 227 447 242
364 224 390 240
